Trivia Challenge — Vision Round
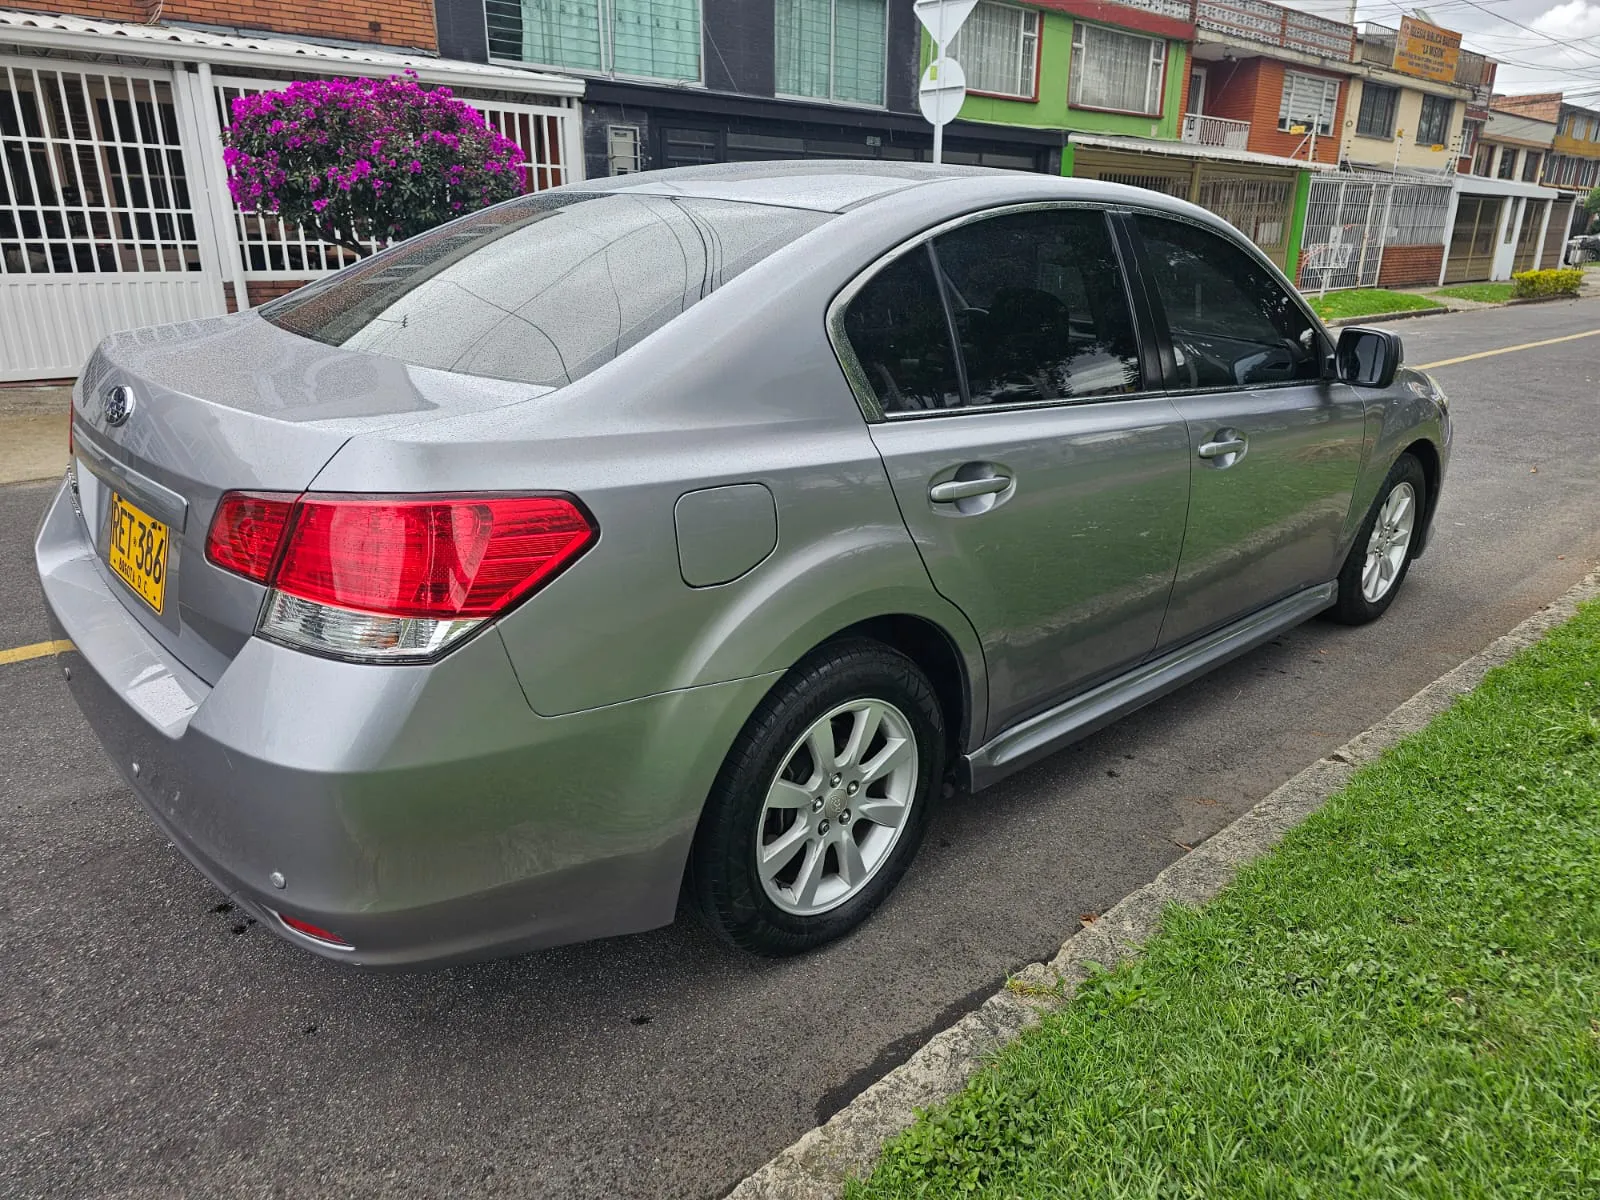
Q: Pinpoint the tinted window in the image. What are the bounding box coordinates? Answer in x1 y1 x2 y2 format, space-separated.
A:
842 247 963 413
1136 215 1322 389
262 192 829 388
932 208 1141 405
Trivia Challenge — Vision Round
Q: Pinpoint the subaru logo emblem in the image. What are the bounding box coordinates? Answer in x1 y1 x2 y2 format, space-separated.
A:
102 384 135 427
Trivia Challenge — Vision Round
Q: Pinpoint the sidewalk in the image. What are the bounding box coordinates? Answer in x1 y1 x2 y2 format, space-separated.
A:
0 386 69 486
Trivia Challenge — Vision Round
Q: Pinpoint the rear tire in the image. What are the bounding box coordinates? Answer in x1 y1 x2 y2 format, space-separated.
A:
689 639 944 955
1327 453 1427 626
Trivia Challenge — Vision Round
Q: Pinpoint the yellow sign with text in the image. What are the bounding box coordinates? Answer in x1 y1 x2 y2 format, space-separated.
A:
1394 17 1461 83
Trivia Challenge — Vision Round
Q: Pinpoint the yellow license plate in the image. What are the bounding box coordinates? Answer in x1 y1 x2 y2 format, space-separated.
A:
107 491 169 614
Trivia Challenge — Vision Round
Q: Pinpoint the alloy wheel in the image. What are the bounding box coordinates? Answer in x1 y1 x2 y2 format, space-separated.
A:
756 699 919 917
1361 480 1416 603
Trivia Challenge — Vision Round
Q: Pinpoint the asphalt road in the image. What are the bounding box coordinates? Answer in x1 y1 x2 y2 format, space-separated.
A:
3 299 1599 1200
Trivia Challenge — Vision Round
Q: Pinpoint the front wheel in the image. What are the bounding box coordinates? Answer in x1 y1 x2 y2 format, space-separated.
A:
1327 453 1427 625
689 640 944 955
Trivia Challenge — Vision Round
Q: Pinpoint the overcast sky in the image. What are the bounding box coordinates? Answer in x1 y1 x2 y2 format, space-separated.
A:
1277 0 1600 101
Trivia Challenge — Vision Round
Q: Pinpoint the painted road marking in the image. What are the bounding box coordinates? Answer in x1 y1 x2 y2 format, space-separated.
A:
1418 328 1600 370
0 639 73 666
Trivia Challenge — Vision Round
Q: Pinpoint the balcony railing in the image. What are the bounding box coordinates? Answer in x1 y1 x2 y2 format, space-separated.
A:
1182 113 1252 149
1114 0 1357 60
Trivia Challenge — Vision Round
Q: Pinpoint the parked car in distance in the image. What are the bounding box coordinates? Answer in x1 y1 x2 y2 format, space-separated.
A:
36 161 1450 965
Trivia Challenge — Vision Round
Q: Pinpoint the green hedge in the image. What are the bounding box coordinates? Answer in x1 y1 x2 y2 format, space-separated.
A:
1511 268 1584 298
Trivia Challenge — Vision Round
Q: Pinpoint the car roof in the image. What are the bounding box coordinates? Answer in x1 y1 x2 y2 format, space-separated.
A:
572 159 1011 213
569 158 1195 217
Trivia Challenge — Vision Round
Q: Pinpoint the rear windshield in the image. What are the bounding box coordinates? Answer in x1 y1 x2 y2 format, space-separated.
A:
260 192 830 388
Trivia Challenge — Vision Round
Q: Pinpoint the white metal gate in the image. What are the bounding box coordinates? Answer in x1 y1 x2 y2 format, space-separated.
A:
0 57 227 380
211 77 579 294
1300 173 1452 293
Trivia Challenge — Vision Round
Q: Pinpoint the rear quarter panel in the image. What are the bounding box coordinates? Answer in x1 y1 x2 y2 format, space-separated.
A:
310 184 1061 748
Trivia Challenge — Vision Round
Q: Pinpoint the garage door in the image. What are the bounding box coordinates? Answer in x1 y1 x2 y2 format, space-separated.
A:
0 59 227 381
1512 199 1545 274
1541 199 1575 269
1443 195 1502 284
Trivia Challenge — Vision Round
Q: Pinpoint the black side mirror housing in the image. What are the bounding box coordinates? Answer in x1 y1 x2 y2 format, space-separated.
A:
1335 326 1403 388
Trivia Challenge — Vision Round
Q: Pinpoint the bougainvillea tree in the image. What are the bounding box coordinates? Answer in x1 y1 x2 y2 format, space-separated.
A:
223 73 524 256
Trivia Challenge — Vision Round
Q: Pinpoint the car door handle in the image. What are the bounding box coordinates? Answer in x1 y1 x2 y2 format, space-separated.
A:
1197 436 1247 459
930 476 1011 503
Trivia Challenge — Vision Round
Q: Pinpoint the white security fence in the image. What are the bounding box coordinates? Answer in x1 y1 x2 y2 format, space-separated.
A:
0 59 224 380
1298 172 1452 293
0 53 582 381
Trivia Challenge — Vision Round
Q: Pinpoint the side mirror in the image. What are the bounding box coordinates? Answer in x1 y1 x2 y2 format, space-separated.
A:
1335 326 1403 388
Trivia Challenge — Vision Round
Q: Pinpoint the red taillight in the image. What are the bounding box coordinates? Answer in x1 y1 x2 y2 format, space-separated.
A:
277 912 354 950
274 495 594 620
205 491 595 661
206 492 296 583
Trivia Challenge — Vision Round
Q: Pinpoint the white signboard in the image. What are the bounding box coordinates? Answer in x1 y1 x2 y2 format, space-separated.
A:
913 0 980 51
913 0 977 162
918 58 968 127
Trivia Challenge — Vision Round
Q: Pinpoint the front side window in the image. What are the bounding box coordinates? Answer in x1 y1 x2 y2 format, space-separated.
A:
948 2 1040 100
1070 24 1165 116
1497 147 1518 179
262 193 828 388
841 208 1142 414
1136 215 1321 389
1416 94 1453 146
485 0 702 81
1522 150 1542 182
1472 141 1493 176
1356 83 1397 138
1278 71 1338 136
776 0 887 105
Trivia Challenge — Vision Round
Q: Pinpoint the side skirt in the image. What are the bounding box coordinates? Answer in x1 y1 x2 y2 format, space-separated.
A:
963 583 1337 792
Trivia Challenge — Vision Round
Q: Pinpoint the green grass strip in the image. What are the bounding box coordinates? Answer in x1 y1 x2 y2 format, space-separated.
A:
852 601 1600 1200
1432 283 1517 304
1307 289 1443 321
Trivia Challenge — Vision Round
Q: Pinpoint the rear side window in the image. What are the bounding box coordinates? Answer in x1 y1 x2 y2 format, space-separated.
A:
841 247 963 413
841 206 1142 415
261 192 830 388
932 208 1141 405
1135 214 1322 388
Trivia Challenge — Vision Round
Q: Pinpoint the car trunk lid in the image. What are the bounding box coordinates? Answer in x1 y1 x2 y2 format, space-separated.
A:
71 312 546 685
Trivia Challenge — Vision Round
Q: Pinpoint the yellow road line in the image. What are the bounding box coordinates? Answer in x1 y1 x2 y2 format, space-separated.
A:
0 639 73 666
1418 328 1600 370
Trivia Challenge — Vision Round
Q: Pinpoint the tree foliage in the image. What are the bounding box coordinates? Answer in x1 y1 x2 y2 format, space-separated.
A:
223 74 524 256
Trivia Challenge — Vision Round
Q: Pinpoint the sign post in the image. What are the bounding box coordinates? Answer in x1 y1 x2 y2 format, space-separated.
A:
913 0 978 164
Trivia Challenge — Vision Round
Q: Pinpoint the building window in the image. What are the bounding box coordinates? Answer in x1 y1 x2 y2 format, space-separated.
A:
1070 23 1165 116
1277 71 1338 136
486 0 702 81
1522 150 1542 182
1459 118 1480 158
1416 94 1452 146
1472 141 1493 176
1497 146 1517 179
947 2 1040 100
776 0 887 105
1355 83 1397 138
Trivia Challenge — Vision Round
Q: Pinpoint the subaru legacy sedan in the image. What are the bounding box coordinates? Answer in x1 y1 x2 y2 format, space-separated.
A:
36 162 1449 964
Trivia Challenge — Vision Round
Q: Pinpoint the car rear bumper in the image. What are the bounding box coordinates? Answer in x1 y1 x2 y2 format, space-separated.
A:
35 475 776 967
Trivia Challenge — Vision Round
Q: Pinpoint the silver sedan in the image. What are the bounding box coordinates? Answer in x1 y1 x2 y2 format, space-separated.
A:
36 161 1449 964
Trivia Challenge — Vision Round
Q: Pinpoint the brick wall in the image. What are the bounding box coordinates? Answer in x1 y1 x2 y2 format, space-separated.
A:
1377 244 1445 289
223 280 308 313
9 0 155 19
7 0 436 48
1202 56 1346 166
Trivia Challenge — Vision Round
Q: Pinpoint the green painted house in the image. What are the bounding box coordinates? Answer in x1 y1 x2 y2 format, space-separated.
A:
927 0 1321 273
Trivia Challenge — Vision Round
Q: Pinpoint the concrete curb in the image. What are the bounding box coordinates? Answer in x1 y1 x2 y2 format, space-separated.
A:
727 567 1600 1200
1325 306 1446 327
